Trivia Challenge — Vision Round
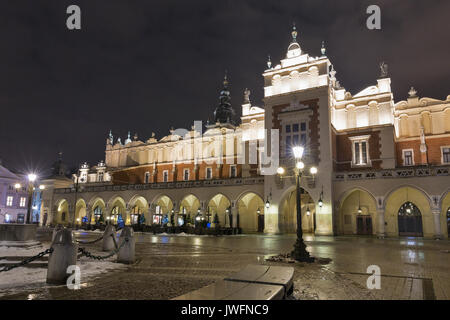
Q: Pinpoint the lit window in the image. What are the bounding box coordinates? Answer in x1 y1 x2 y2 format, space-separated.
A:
144 171 150 184
402 149 414 166
6 196 13 207
206 167 212 179
20 197 26 207
183 169 189 181
442 147 450 164
230 165 237 178
284 121 308 156
350 135 371 166
163 170 169 182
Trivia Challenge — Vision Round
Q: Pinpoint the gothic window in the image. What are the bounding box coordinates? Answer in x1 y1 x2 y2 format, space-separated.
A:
350 135 371 166
163 170 169 182
183 169 189 181
442 147 450 164
402 149 414 166
144 171 150 184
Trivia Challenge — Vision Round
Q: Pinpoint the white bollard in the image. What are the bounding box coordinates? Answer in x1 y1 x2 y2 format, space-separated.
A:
46 229 78 285
52 224 64 242
102 224 116 252
117 226 135 264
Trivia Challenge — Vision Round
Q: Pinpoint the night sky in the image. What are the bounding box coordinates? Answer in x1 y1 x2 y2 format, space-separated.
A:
0 0 449 177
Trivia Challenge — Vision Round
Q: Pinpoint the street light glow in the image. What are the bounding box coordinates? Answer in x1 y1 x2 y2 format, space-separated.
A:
28 173 37 182
292 146 304 159
39 185 45 190
296 161 305 170
277 167 285 175
310 167 318 175
14 183 21 189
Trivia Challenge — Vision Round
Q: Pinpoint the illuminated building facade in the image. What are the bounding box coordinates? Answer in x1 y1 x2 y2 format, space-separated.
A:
47 27 450 239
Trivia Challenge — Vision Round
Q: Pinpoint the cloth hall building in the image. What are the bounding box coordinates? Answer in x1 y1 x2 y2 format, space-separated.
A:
43 27 450 239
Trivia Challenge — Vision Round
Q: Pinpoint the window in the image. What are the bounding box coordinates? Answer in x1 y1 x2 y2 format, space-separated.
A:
94 206 103 222
284 121 308 156
230 165 237 178
17 214 25 224
402 149 414 166
183 169 189 181
8 185 13 190
442 147 450 164
163 170 169 182
6 196 13 207
144 171 150 184
98 171 104 182
19 197 26 207
350 135 371 166
206 167 213 179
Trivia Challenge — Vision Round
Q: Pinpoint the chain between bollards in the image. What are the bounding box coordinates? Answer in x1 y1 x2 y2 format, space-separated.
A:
78 238 128 261
75 234 104 245
0 248 54 273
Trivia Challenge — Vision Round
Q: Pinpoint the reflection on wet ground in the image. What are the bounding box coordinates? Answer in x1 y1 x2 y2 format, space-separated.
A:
1 231 449 300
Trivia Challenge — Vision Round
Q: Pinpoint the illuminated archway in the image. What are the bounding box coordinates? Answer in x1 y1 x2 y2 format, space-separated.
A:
90 197 106 225
398 202 423 237
152 195 173 225
128 195 149 225
440 190 450 238
55 199 69 225
338 189 377 235
384 187 432 237
279 187 315 234
207 194 231 226
75 199 87 225
237 192 264 233
108 196 127 226
179 194 200 226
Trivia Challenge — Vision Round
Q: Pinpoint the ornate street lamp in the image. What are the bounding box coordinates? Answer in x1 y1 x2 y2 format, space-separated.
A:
277 146 317 262
26 173 44 224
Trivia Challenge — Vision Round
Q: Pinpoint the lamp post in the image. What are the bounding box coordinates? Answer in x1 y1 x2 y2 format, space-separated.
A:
278 146 317 262
26 174 44 224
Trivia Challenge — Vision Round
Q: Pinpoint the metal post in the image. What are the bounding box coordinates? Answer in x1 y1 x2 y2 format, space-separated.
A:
25 182 34 224
291 171 314 262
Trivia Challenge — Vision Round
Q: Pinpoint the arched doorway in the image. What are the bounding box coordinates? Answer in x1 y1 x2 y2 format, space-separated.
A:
128 196 149 226
108 197 126 227
385 187 431 237
237 192 264 233
179 194 200 226
398 202 423 237
338 189 377 235
56 199 69 225
90 197 106 225
207 194 231 227
75 199 87 226
279 188 315 234
152 195 173 226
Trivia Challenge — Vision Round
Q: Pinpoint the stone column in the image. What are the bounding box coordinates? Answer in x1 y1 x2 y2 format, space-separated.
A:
231 207 238 228
432 209 443 240
376 209 386 238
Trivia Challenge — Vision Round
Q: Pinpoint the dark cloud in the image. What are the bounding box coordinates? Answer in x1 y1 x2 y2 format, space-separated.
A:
0 0 448 175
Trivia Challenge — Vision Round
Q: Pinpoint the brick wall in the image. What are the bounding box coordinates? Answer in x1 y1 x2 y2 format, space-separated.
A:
395 136 450 166
335 129 382 171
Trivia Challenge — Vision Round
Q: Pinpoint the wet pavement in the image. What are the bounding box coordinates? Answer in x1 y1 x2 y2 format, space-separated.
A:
1 230 449 300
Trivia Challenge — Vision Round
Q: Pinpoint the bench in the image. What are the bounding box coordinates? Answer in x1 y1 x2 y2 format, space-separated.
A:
173 264 294 300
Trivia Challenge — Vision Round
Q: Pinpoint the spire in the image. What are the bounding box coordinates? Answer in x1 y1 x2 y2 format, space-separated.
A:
321 41 326 56
267 55 272 69
107 130 113 145
125 131 132 144
286 23 301 58
213 72 235 125
291 22 297 43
